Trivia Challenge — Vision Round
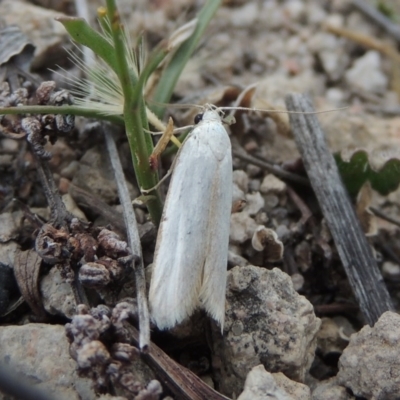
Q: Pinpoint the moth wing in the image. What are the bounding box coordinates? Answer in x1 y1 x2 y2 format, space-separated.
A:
199 146 232 329
149 126 220 330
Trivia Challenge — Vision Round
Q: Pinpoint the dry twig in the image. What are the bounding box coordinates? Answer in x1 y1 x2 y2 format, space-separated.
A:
351 0 400 43
232 148 309 186
103 125 150 351
285 93 394 326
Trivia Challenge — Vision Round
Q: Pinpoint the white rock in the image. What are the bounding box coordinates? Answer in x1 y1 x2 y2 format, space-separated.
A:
305 4 327 25
276 224 291 241
245 192 265 216
260 174 287 194
0 241 19 269
345 50 388 94
338 311 400 399
0 0 68 69
212 266 321 397
249 179 261 192
311 377 352 400
233 170 249 193
1 138 19 152
233 183 246 205
262 1 286 30
283 0 305 21
308 33 349 81
62 194 87 221
291 273 304 291
0 212 20 243
238 365 294 400
230 212 258 244
40 267 76 318
324 13 344 28
230 2 259 28
264 194 280 210
0 324 96 399
273 371 311 400
382 261 400 277
326 88 345 105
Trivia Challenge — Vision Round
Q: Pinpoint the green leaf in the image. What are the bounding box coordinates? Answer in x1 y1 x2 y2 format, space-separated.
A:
151 0 222 117
56 16 118 73
335 150 400 196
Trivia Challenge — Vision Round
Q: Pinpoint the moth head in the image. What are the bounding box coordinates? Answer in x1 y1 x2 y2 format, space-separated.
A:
194 113 203 124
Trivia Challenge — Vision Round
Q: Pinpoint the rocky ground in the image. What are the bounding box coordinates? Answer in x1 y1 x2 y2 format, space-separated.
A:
1 0 400 399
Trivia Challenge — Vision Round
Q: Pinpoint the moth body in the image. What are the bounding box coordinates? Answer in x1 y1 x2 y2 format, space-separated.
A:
149 107 232 331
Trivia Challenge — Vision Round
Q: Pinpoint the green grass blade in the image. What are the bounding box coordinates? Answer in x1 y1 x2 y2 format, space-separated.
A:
151 0 222 117
57 16 118 73
106 0 163 224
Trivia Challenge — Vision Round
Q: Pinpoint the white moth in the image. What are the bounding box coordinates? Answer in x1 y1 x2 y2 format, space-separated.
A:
149 105 232 331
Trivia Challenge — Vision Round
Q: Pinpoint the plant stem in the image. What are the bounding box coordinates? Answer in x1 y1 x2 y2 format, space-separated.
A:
106 0 162 224
0 105 124 125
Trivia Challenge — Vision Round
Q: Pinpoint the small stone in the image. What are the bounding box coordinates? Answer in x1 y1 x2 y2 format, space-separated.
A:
245 192 265 216
290 273 304 291
0 241 19 269
213 266 321 396
345 50 388 94
0 0 69 69
308 32 349 81
230 2 259 28
238 365 293 400
233 170 249 193
311 377 351 400
0 154 13 167
40 267 76 318
1 138 19 152
294 241 311 272
305 3 327 25
0 324 96 399
230 212 258 244
61 160 80 179
59 177 70 194
382 261 400 278
272 372 311 400
284 0 305 21
254 211 269 225
338 311 400 399
248 179 261 192
0 213 16 243
233 183 246 206
228 249 249 267
62 193 87 220
326 88 345 105
276 225 291 241
264 194 279 210
325 13 345 28
246 164 261 178
260 174 287 194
